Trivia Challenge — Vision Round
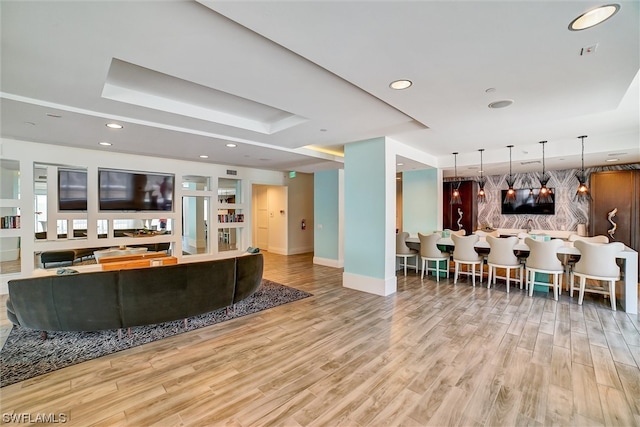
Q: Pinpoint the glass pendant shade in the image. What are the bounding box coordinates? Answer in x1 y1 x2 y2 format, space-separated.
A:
477 149 486 203
451 184 462 204
536 140 554 204
575 135 591 201
450 152 462 204
504 145 517 204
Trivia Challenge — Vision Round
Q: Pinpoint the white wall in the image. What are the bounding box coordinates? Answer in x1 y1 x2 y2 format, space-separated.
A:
0 137 286 293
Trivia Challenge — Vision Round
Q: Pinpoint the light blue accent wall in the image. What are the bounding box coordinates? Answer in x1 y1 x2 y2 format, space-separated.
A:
344 138 386 278
403 168 439 235
314 169 339 260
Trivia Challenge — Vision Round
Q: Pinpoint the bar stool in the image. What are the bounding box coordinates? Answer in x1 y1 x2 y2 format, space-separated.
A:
418 232 449 281
452 234 483 286
486 235 523 293
524 237 564 300
570 240 624 311
396 231 418 276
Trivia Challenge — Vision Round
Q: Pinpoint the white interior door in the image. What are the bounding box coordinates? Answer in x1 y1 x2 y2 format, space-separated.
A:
254 185 269 249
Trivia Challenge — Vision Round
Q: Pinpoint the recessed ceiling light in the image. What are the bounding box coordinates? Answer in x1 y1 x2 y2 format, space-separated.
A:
199 155 209 159
24 121 36 126
397 162 404 166
606 158 619 162
569 4 620 31
106 123 123 129
99 142 112 146
488 99 514 109
225 143 237 148
389 80 412 90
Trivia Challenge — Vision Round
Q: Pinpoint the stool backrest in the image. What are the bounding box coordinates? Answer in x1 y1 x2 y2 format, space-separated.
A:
525 237 563 271
487 235 519 265
418 232 446 258
568 234 609 243
452 234 481 262
574 240 624 278
396 232 413 254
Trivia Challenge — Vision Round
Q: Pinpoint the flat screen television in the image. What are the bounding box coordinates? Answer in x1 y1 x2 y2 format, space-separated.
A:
99 168 174 211
58 169 88 211
501 188 555 215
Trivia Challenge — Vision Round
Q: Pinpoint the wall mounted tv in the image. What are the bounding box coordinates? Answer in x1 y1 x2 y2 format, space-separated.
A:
99 168 174 211
501 188 555 215
58 169 88 211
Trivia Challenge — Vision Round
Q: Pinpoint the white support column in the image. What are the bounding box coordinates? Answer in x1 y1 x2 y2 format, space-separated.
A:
343 137 397 296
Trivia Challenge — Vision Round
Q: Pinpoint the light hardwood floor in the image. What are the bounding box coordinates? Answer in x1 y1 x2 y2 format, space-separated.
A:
1 252 639 426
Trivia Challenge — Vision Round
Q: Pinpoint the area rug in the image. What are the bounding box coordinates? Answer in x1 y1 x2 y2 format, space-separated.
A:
0 280 312 387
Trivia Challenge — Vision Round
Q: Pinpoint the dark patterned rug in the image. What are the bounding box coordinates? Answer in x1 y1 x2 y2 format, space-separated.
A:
0 280 311 387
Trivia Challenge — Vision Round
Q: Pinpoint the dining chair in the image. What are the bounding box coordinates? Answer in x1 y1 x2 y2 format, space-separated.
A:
562 234 610 290
474 230 500 277
570 240 624 311
486 235 523 293
475 229 499 240
524 237 564 300
451 234 483 286
396 231 418 276
418 232 449 281
446 229 466 237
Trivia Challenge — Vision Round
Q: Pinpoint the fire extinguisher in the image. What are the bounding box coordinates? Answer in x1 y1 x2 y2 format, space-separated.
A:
301 219 306 230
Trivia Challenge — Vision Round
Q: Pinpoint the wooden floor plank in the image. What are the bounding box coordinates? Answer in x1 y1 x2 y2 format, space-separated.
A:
0 251 637 426
598 384 637 427
572 362 604 423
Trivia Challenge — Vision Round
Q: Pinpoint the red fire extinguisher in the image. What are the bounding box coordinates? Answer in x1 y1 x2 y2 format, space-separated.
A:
301 219 306 230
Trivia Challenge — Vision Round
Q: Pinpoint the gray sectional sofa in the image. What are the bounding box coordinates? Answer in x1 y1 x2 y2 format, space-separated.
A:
6 253 263 333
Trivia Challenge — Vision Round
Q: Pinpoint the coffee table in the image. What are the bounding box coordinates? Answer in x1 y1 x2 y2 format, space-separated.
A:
93 247 148 262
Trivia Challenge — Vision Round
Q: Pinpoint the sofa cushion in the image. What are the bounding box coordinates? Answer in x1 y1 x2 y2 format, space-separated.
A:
8 271 121 331
118 264 189 328
185 258 236 317
6 298 18 325
234 254 264 303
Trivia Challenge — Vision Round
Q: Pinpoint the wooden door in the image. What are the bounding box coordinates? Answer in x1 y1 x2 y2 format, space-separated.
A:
443 180 477 234
590 170 639 251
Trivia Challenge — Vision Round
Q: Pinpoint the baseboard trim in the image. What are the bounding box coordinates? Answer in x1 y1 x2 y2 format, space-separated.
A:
342 271 396 296
313 256 344 268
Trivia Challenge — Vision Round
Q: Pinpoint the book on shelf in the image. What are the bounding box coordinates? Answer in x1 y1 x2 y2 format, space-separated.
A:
218 212 243 223
1 215 20 229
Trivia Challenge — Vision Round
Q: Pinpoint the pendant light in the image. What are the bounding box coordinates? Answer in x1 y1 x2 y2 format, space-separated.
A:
477 149 486 203
536 140 553 204
450 152 462 205
575 135 591 201
504 145 517 204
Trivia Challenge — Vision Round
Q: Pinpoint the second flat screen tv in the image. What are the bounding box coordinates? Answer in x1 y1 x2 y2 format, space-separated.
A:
501 188 555 215
99 169 174 211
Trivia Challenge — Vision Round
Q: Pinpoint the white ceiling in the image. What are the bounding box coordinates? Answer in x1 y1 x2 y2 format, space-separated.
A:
1 1 638 177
